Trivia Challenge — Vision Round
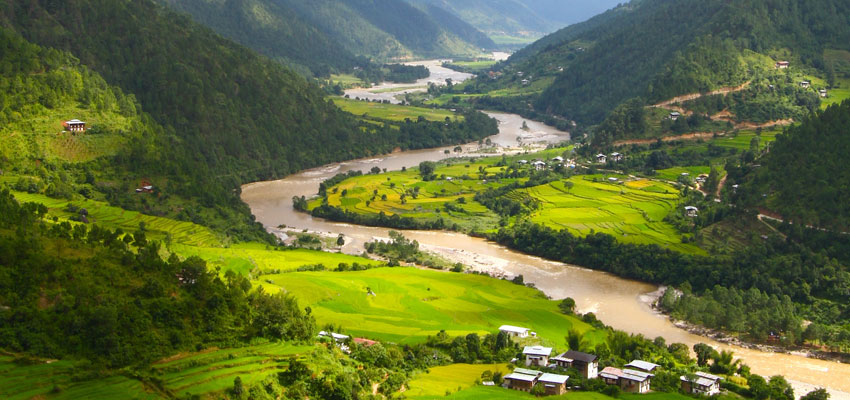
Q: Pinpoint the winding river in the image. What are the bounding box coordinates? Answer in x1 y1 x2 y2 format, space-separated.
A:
241 61 850 398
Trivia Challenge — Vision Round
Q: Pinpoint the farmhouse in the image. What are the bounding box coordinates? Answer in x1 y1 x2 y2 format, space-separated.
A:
532 160 546 171
538 373 569 395
553 156 564 163
62 119 86 133
819 89 828 98
135 185 154 193
680 372 722 396
523 345 552 367
521 79 530 85
610 152 623 162
608 177 619 183
775 61 790 69
800 81 810 88
499 325 531 338
625 360 659 373
685 206 699 217
599 367 654 393
319 331 350 352
596 154 607 163
504 368 541 392
669 112 681 121
518 159 529 165
552 350 598 378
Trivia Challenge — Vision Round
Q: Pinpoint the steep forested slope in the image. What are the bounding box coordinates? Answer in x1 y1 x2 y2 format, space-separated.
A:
536 0 850 124
763 101 850 230
159 0 360 76
489 0 850 125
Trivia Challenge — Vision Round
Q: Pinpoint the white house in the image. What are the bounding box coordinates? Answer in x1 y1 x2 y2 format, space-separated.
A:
532 160 546 171
775 61 789 69
553 350 598 378
63 119 86 132
819 89 828 98
620 369 654 393
518 159 529 165
685 206 699 218
800 81 810 88
669 112 681 121
596 154 607 163
553 156 564 163
499 325 530 338
610 152 623 162
681 372 722 396
523 345 553 367
625 360 659 373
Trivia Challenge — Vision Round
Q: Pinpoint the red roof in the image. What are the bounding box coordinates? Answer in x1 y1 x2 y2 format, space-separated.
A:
353 338 377 346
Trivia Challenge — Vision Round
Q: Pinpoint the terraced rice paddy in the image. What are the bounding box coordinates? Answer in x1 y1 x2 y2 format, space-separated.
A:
264 267 606 347
331 97 462 122
517 176 700 253
405 363 511 398
153 343 312 397
412 386 616 400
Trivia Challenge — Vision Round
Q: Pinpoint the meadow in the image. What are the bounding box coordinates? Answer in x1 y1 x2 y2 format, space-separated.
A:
331 97 462 122
263 267 606 348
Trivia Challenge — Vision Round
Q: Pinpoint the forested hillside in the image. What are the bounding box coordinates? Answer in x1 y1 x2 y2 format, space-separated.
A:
762 101 850 230
480 0 850 127
169 0 494 64
158 0 360 76
0 0 496 243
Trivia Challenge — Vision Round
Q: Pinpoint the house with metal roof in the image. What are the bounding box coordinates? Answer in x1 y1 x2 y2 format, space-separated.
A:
499 325 530 338
625 360 659 373
680 371 722 396
523 345 553 367
552 350 598 378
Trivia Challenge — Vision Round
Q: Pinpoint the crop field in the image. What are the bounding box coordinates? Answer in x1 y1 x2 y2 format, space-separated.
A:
10 190 222 247
653 166 712 182
405 363 510 398
331 97 462 122
173 242 381 276
153 342 313 397
821 78 850 109
264 267 606 347
516 176 701 253
413 385 616 400
0 355 159 400
329 73 364 87
308 159 508 231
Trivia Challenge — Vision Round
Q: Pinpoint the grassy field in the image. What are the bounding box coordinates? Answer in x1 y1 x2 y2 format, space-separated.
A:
172 242 381 276
264 267 606 347
821 78 850 109
0 354 159 400
518 175 700 253
153 342 313 397
330 73 365 87
332 97 461 122
405 363 510 397
413 385 616 400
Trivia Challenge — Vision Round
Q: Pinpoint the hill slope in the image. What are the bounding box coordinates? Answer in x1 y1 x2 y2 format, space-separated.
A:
487 0 850 127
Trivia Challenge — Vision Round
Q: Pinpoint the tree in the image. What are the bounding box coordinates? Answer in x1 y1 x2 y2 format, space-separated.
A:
419 161 436 179
232 376 244 398
693 343 717 367
801 389 829 400
567 329 582 351
337 234 345 246
530 382 546 396
559 297 576 314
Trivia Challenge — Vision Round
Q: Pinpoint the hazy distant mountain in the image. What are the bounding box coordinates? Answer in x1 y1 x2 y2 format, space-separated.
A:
409 0 623 38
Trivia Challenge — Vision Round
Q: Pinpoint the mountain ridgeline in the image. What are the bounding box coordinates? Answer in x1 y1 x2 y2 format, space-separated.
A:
161 0 494 76
499 0 850 125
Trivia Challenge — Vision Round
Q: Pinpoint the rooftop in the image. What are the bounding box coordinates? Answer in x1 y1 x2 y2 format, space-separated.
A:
625 360 659 371
499 325 529 333
505 372 537 382
559 350 597 363
523 345 553 356
622 369 653 382
538 373 569 384
513 368 542 376
600 367 622 379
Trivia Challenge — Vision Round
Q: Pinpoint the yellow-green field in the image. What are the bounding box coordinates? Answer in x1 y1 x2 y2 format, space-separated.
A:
264 267 606 347
517 176 700 253
331 97 462 122
406 363 510 398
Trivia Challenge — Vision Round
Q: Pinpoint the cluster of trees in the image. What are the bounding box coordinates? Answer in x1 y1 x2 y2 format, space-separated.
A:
489 220 850 349
0 190 316 367
764 101 850 231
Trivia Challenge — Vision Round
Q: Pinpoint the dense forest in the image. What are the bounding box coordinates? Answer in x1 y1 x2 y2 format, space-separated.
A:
761 101 850 231
470 0 850 128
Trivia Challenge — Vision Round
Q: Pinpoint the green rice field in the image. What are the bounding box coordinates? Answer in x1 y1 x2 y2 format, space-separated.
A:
331 97 462 122
264 267 606 347
405 363 510 398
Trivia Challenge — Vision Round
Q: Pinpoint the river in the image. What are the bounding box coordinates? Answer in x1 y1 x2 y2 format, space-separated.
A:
241 61 850 398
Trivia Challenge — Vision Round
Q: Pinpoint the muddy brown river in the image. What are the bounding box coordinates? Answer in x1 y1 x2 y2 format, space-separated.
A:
241 61 850 398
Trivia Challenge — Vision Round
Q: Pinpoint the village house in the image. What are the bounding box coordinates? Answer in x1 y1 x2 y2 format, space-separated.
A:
669 112 681 121
504 368 541 392
599 367 654 393
135 185 154 193
610 152 623 162
523 346 552 367
521 79 530 85
596 154 607 163
608 177 619 183
552 350 598 378
625 360 659 373
352 338 377 347
318 331 351 352
553 156 564 163
680 372 722 396
685 206 699 218
499 325 531 338
538 373 569 395
532 160 546 171
800 81 810 88
62 119 86 133
518 159 529 165
775 61 789 69
819 89 828 98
